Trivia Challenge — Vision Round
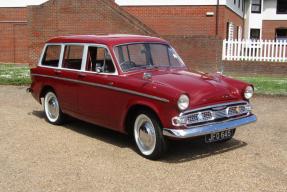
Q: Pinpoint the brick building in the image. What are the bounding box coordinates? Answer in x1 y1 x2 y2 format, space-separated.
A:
0 7 28 64
0 0 286 73
245 0 287 40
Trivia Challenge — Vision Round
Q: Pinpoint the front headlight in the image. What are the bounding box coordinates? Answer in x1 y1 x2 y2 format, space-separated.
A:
244 86 254 99
177 94 189 111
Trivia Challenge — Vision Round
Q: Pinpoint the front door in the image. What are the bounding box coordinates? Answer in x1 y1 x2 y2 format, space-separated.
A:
77 45 122 129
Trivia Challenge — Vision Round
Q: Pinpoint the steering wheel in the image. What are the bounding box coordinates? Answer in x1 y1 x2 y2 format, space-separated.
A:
120 61 136 71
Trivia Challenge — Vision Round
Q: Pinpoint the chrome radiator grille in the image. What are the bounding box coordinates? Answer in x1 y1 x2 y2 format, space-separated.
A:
175 101 252 126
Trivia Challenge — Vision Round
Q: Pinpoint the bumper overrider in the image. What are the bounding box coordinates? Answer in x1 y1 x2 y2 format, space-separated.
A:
163 101 257 139
163 114 257 139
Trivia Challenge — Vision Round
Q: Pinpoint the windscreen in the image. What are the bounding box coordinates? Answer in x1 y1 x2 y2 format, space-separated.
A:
114 43 185 72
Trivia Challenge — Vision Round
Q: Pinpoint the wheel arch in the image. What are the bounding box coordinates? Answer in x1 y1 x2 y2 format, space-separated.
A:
123 103 163 135
39 85 55 104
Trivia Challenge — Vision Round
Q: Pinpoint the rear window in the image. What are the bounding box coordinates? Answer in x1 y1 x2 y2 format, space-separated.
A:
41 45 61 67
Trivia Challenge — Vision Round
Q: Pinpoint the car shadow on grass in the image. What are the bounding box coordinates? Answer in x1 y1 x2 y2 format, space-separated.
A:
31 110 248 163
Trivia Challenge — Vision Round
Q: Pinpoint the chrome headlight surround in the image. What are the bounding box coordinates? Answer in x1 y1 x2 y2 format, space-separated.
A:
244 86 254 100
177 94 190 111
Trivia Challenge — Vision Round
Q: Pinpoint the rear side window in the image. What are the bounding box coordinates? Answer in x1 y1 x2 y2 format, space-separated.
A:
62 45 84 70
41 45 61 67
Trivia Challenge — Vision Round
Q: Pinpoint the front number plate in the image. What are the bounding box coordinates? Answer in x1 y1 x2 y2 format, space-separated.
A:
205 129 234 143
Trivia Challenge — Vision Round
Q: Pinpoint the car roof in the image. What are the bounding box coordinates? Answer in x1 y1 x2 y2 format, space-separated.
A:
46 34 169 46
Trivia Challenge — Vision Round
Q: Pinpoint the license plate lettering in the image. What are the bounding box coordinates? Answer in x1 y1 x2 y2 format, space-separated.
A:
205 129 234 143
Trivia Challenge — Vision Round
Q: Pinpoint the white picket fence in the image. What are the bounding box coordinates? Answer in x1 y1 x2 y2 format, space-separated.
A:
222 39 287 62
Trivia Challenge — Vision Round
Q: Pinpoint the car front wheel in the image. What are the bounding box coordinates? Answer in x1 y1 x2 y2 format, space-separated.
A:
44 91 65 125
133 110 167 160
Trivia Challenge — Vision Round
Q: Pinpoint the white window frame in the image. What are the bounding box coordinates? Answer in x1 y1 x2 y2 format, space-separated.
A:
38 43 119 76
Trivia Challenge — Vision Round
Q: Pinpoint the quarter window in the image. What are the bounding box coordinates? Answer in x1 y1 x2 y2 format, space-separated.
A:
62 45 84 70
277 0 287 14
41 45 61 67
251 0 262 13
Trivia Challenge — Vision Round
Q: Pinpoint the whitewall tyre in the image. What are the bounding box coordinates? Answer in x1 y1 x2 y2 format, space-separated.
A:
133 110 167 160
44 91 65 125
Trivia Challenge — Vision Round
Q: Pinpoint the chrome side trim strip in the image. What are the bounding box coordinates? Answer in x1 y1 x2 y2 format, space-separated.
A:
163 115 257 139
31 74 169 103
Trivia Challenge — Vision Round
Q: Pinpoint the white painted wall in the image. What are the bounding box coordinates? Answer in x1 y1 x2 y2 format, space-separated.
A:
115 0 244 17
263 0 287 20
116 0 225 6
225 0 244 17
244 0 264 39
244 0 287 39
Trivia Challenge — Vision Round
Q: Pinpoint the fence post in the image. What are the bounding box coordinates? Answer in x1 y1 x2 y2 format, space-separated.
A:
283 40 287 62
222 39 226 60
263 39 267 62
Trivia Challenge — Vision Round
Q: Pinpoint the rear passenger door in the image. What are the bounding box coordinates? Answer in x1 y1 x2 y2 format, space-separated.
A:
56 44 85 114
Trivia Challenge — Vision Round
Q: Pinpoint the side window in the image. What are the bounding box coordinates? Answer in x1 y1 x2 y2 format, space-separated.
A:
86 46 115 73
62 45 84 70
41 45 61 67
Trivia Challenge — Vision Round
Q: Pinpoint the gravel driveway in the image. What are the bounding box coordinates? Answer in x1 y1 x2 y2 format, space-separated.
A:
0 85 286 192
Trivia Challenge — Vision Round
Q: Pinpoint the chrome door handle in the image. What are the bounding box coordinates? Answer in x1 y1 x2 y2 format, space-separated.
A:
108 82 114 86
54 70 62 76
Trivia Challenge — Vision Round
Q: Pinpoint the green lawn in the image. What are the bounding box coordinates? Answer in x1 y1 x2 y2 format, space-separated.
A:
233 76 287 96
0 64 31 85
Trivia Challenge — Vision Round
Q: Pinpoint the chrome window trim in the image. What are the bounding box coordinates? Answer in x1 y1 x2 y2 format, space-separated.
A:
112 42 186 74
180 101 249 117
61 44 85 71
85 44 118 76
31 73 169 103
38 43 63 68
38 43 119 76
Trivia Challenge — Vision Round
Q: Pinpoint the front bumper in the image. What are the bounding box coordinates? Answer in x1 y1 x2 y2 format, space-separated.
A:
163 114 257 139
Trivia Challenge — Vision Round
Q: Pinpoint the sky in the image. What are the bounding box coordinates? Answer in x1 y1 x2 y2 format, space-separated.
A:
0 0 48 7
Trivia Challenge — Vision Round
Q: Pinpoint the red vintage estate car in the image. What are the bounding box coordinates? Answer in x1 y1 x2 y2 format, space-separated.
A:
28 34 257 159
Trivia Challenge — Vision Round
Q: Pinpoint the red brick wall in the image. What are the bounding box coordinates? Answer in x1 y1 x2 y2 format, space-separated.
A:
223 61 287 76
27 0 155 66
165 36 222 73
123 6 217 36
218 6 244 40
0 8 28 64
123 6 244 39
0 7 28 20
262 20 287 40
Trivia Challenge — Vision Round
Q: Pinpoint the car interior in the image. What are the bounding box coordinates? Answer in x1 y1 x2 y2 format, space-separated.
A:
86 47 115 73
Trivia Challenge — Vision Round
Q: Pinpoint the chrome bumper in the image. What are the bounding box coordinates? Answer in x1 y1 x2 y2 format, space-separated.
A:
163 115 257 139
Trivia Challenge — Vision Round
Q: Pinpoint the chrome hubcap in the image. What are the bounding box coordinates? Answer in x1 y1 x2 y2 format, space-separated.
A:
45 92 59 122
134 114 156 156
